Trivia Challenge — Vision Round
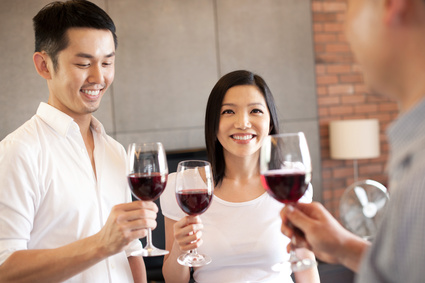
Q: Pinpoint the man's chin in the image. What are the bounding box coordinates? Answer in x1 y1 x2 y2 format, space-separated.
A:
363 76 391 100
82 105 100 115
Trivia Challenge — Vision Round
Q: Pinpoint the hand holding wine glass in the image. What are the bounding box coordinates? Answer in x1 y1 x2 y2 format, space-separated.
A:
175 160 214 267
127 142 169 257
260 132 317 272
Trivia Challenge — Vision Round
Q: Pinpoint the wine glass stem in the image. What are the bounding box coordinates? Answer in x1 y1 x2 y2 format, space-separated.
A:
289 235 298 262
144 228 154 252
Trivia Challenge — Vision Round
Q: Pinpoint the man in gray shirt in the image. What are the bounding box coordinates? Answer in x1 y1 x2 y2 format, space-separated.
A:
280 0 425 282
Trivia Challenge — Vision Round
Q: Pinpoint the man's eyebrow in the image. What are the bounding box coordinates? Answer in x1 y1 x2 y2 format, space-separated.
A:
75 51 115 59
105 52 115 58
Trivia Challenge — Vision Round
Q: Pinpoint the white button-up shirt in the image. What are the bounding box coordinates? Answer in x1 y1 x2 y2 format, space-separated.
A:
0 102 142 282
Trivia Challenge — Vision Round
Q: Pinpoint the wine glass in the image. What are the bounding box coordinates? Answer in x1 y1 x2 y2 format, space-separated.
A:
175 160 214 267
127 142 169 257
260 132 317 272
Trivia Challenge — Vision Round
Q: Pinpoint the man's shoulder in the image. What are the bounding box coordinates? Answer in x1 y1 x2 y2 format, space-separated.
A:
1 116 42 149
0 116 48 168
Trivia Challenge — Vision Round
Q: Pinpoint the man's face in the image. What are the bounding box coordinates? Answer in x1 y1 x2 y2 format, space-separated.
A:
345 0 399 96
47 28 115 120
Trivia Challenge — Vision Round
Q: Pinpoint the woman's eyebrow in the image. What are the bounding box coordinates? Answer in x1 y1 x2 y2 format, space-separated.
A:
248 103 266 107
221 102 265 107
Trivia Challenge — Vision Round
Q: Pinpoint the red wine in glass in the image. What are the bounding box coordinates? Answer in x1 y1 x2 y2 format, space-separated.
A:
261 170 308 204
128 172 167 201
176 190 212 216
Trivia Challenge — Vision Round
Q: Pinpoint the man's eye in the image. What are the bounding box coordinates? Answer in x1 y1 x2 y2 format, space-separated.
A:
76 63 90 68
103 62 113 67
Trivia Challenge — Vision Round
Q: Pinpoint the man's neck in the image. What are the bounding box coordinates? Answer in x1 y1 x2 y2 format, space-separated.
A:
73 115 93 140
395 65 425 113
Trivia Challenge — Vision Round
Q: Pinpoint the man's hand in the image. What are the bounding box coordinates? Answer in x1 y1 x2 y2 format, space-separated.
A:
281 202 370 271
96 201 158 256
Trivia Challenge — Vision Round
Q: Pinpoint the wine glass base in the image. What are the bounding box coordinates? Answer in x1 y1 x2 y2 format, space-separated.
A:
271 261 290 272
290 258 317 272
131 247 169 257
177 252 212 267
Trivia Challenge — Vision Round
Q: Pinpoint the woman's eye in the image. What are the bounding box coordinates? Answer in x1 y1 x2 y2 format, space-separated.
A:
251 109 264 114
221 109 234 115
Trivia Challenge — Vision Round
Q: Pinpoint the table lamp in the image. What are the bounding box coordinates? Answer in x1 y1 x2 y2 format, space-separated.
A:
329 119 380 181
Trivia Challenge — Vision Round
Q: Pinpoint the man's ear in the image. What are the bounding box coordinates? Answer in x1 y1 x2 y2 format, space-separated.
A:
33 52 52 80
383 0 410 26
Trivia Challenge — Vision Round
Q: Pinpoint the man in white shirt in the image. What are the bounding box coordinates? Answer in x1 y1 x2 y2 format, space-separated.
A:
280 0 425 282
0 1 157 282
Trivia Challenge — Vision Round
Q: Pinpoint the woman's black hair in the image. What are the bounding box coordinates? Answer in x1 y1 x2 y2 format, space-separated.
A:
204 70 280 186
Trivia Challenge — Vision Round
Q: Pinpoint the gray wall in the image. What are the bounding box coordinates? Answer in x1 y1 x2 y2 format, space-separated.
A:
0 0 321 201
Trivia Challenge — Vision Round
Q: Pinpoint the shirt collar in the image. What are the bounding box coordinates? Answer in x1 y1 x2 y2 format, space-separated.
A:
90 115 105 136
36 102 106 137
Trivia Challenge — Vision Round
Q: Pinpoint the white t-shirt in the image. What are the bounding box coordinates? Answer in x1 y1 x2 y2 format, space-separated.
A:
160 172 313 283
0 102 142 282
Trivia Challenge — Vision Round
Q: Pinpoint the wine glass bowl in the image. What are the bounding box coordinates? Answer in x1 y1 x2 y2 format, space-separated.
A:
260 132 316 272
127 142 169 257
261 169 309 204
175 160 214 267
176 189 212 216
128 172 167 201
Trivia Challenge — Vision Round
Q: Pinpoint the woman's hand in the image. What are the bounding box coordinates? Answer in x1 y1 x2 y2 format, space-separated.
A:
173 215 204 252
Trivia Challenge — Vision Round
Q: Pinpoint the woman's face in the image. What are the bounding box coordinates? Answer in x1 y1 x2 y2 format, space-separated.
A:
217 85 271 159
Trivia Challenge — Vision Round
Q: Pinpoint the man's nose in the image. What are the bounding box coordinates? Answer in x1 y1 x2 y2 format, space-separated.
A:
87 65 105 85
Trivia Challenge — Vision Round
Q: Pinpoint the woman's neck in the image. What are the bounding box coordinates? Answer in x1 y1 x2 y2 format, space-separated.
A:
222 151 260 182
214 151 266 202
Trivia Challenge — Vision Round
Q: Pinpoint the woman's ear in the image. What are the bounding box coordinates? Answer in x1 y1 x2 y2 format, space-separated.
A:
33 52 52 80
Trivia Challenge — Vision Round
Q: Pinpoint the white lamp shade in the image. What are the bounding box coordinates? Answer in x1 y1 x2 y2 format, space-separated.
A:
329 119 380 160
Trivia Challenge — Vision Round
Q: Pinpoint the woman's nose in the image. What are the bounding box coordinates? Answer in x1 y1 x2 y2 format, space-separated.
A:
234 113 251 129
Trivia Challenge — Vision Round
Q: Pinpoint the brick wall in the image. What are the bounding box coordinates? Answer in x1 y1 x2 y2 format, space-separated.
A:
311 0 399 217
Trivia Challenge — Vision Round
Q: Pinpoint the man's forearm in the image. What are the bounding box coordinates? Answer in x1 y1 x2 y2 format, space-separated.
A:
0 234 107 283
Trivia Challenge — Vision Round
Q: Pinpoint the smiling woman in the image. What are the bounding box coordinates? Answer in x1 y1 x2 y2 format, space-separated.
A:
205 70 280 186
161 70 320 283
217 85 271 161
